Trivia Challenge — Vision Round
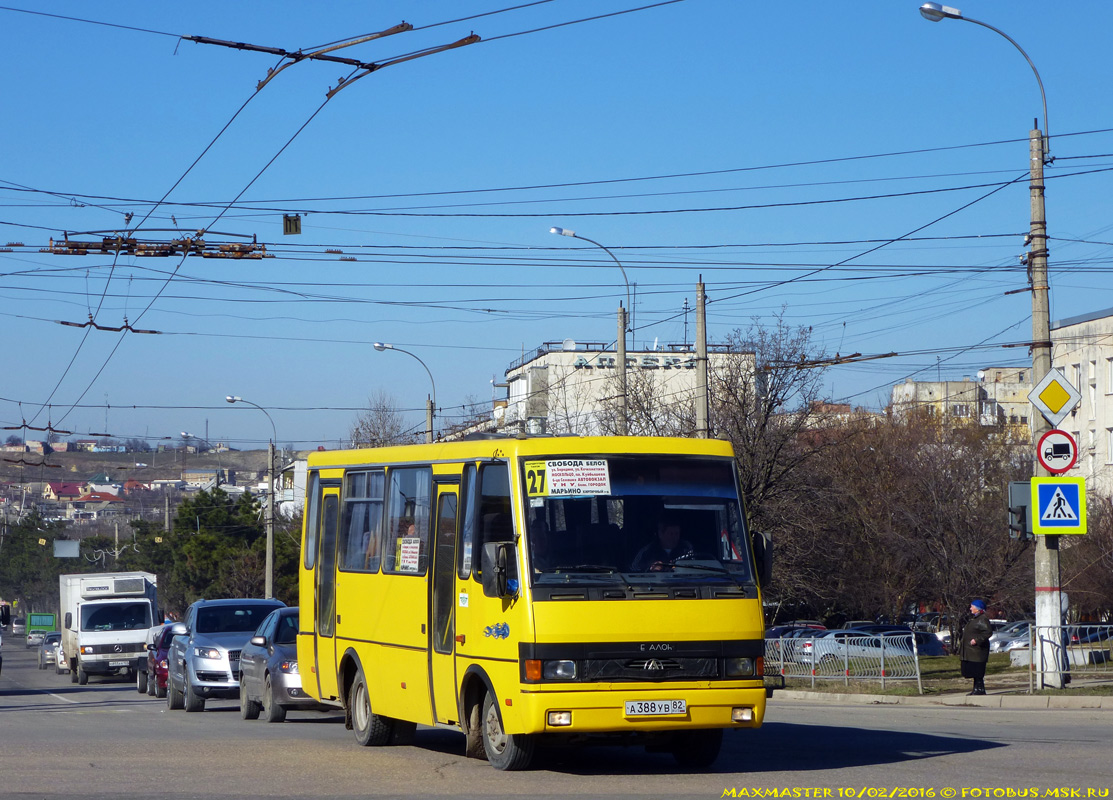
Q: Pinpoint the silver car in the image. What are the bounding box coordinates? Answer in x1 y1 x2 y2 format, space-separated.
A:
167 598 285 712
37 631 62 668
239 607 323 722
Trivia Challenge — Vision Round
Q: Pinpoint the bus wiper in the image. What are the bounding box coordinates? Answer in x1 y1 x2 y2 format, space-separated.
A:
670 561 748 588
568 565 633 590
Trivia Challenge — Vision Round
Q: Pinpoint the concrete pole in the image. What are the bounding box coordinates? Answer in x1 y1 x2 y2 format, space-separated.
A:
425 395 434 444
616 306 628 435
695 280 709 438
1028 127 1063 689
266 441 275 599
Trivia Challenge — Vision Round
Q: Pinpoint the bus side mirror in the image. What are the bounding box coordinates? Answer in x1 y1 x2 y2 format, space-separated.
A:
752 531 772 587
0 605 9 628
481 542 518 599
64 612 72 630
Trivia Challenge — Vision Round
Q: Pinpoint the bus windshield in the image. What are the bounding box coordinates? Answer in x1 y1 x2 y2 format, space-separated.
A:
521 454 754 587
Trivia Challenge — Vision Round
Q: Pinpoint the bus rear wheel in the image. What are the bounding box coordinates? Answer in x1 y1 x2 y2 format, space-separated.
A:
480 693 535 771
350 668 393 746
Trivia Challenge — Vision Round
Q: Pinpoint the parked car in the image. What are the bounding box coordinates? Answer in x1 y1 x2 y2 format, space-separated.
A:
801 629 938 666
850 624 912 635
239 607 323 723
166 598 286 712
1068 624 1113 645
879 630 948 657
37 632 62 668
990 620 1033 653
143 623 176 698
840 620 876 629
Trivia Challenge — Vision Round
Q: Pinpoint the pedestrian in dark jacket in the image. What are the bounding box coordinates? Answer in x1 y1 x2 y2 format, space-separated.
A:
960 598 992 695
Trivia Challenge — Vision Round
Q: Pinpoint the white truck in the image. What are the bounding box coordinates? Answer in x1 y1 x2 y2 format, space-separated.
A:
60 572 159 685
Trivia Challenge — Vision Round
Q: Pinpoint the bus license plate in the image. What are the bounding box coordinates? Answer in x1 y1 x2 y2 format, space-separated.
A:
108 661 128 667
625 699 686 716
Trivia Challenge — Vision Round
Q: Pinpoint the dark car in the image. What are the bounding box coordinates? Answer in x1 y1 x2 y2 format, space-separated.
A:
239 607 323 723
144 623 177 698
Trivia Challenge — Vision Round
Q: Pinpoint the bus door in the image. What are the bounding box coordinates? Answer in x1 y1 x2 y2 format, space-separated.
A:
314 484 341 701
429 484 459 724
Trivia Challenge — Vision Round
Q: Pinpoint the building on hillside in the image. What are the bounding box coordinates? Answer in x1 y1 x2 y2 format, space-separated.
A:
43 482 85 502
181 469 226 489
71 440 97 452
122 479 152 494
68 491 124 519
890 367 1032 430
445 340 757 439
1051 307 1113 493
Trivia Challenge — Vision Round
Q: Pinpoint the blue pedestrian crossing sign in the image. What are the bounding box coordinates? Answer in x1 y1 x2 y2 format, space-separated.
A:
1031 477 1087 535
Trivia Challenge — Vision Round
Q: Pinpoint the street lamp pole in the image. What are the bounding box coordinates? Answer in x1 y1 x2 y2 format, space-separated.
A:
919 2 1062 688
225 396 277 599
373 343 436 443
550 227 630 435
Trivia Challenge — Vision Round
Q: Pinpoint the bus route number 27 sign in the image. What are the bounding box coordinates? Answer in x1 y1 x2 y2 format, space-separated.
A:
1037 429 1077 475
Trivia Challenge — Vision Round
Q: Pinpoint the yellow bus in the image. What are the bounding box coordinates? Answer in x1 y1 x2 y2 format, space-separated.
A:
297 435 771 770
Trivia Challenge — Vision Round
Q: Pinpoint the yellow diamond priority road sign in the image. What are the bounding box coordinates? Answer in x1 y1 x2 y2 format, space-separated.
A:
1028 367 1082 428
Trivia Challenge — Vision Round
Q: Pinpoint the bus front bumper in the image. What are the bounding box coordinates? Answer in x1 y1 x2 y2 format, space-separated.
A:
515 684 767 735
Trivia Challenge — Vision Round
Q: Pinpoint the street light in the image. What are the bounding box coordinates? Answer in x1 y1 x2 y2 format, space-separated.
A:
372 343 436 444
549 227 632 332
225 395 277 599
549 226 631 435
918 2 1060 688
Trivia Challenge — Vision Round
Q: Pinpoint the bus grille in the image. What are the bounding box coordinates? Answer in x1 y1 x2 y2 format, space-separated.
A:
581 657 718 681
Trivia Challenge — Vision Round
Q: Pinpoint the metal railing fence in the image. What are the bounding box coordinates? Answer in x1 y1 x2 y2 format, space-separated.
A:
765 633 923 693
1025 624 1113 691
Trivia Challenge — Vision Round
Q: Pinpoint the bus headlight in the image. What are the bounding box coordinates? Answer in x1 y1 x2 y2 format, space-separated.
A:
542 660 578 680
725 657 756 677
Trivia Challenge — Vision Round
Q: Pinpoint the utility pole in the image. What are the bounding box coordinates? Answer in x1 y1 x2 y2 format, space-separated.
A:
1027 125 1063 689
616 306 628 436
695 280 709 438
266 441 275 599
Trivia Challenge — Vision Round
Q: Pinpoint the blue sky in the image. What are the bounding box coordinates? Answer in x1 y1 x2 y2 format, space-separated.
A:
2 1 1111 449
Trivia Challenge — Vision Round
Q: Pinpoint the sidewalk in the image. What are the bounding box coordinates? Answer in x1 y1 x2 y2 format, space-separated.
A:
773 688 1113 710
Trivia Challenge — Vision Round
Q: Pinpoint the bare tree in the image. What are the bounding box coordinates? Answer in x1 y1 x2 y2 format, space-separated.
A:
349 389 412 448
1062 495 1113 619
711 317 832 530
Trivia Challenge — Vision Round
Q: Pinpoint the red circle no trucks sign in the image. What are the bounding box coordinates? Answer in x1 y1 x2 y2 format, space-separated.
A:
1037 429 1077 474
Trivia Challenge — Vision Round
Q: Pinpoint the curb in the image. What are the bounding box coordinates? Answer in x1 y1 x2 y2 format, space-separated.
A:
773 689 1113 709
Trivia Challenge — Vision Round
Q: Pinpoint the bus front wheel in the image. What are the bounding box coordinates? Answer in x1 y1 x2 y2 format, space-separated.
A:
671 728 723 768
350 668 393 746
480 693 535 771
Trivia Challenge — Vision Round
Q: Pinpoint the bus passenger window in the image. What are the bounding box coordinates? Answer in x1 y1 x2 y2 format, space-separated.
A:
340 471 384 573
382 466 432 575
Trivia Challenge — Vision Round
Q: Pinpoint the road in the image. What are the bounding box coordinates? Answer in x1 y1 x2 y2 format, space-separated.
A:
1 642 1109 800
